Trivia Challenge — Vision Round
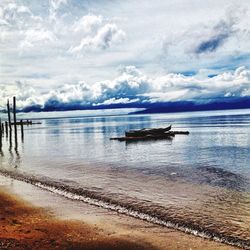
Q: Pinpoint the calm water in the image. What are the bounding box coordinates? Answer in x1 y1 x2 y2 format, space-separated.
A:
0 109 250 248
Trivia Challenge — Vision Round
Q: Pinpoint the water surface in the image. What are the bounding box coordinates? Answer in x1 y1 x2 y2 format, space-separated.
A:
0 109 250 248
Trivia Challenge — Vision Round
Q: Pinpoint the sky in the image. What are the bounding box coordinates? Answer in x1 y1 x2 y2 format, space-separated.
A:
0 0 250 111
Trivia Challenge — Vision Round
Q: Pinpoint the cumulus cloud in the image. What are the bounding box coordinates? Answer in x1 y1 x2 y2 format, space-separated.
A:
1 1 250 100
1 3 31 21
69 16 125 53
0 2 54 51
72 14 102 33
1 66 250 111
0 3 40 29
0 81 39 109
0 1 125 54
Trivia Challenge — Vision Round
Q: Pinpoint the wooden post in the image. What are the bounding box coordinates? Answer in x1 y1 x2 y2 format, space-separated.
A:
13 96 18 148
9 130 12 149
7 99 12 133
20 119 24 141
0 119 2 148
5 121 8 137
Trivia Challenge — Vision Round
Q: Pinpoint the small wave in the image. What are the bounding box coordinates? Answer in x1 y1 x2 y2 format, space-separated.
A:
0 168 249 249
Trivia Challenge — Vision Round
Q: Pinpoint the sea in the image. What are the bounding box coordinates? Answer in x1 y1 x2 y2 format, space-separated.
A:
0 108 249 248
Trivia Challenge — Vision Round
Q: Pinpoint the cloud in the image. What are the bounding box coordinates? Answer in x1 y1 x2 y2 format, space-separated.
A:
195 34 229 54
1 66 250 111
194 17 237 54
0 1 125 54
97 97 139 106
160 6 250 71
1 1 250 94
49 0 68 22
19 29 56 49
69 16 125 53
0 2 50 50
50 0 67 10
72 14 102 33
0 3 38 28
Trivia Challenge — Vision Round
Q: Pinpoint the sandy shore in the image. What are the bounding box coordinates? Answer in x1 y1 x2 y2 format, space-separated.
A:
0 187 158 250
0 177 239 250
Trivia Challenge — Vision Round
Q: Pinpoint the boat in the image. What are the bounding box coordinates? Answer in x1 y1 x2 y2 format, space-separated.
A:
110 131 175 142
125 125 172 137
110 127 189 142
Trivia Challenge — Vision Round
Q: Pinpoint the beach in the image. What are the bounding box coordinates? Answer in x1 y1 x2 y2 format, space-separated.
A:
0 175 238 250
0 187 151 250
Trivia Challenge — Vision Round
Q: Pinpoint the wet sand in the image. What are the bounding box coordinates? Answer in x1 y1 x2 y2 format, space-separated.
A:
0 177 239 250
0 188 155 250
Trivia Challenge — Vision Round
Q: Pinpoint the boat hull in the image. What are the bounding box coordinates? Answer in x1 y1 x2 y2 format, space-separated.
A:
111 132 175 142
125 125 171 137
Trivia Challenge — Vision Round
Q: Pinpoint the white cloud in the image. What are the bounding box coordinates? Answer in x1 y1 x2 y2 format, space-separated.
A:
92 23 125 49
50 0 68 10
160 5 250 71
49 0 68 22
0 0 249 98
0 2 46 47
69 17 125 53
96 97 139 106
0 3 33 27
72 14 102 33
1 66 250 110
0 1 125 56
19 29 56 49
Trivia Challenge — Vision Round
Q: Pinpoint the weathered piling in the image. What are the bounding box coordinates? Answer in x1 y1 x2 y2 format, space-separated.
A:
0 119 2 148
5 121 8 137
13 96 18 148
20 119 24 141
1 97 32 150
9 131 12 149
7 99 12 133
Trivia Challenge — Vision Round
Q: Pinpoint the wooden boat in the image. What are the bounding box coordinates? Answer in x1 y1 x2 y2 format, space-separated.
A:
110 130 189 142
125 125 172 137
111 131 175 142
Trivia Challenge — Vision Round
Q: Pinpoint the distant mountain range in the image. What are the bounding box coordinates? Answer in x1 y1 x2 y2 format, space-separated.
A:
13 97 250 114
129 98 250 114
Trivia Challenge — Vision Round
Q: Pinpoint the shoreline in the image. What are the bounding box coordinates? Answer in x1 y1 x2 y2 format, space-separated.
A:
0 187 154 250
0 175 239 250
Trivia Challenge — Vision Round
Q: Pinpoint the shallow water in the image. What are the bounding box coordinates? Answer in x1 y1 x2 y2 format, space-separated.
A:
0 109 250 248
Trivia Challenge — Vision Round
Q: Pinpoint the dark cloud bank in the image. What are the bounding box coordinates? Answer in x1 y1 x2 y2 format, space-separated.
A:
20 97 250 114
